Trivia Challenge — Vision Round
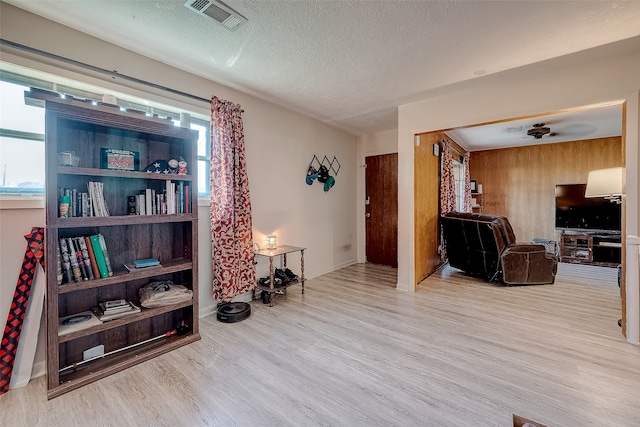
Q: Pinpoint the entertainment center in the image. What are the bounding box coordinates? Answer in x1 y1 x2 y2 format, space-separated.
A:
555 183 621 267
559 232 621 267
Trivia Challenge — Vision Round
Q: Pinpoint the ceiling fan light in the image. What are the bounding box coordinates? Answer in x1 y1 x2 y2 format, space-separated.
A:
527 123 551 139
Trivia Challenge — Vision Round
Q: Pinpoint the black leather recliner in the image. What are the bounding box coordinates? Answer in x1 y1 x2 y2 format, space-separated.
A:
440 212 557 285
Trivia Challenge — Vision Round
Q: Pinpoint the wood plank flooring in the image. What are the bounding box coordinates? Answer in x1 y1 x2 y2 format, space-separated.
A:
2 262 639 426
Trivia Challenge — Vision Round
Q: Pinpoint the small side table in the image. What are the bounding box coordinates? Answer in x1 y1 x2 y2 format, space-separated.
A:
253 245 306 306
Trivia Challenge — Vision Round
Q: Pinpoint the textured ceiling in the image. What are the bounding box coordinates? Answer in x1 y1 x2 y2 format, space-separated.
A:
4 0 640 138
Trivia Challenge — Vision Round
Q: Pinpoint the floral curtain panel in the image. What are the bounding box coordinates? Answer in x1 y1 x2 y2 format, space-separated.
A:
439 139 458 261
440 139 457 216
210 96 256 302
463 151 472 213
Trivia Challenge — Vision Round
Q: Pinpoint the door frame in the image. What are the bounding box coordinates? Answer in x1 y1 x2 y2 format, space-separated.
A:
357 148 398 265
364 152 398 268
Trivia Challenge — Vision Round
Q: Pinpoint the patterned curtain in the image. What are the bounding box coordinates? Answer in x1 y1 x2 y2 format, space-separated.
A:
210 96 255 302
440 139 457 215
463 152 472 213
440 139 457 261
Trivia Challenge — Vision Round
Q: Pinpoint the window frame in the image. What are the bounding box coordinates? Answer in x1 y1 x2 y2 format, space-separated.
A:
1 67 211 201
452 158 465 212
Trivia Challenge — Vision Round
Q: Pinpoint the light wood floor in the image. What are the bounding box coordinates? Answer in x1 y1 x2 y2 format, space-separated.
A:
2 262 639 426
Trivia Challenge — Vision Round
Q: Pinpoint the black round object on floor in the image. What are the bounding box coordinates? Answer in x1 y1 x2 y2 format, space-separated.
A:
217 302 251 323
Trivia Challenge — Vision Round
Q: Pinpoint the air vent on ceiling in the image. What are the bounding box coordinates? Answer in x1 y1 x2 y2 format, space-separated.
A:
184 0 247 31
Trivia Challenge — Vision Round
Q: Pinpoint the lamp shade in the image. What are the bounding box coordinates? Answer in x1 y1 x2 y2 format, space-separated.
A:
584 167 623 198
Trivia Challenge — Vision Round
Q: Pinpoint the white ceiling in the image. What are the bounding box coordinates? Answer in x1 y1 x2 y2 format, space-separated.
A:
4 1 640 143
446 102 624 152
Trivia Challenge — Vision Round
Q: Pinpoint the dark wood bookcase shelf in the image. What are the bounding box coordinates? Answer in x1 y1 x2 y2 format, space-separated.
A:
57 300 195 343
52 213 197 228
58 165 194 181
57 258 194 294
43 98 200 399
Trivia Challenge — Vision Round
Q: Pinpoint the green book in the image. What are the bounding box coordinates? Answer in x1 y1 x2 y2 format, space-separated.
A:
89 235 109 278
98 234 113 276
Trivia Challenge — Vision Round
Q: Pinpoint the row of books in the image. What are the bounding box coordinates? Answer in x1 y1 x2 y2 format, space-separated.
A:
59 234 113 284
128 181 190 216
59 181 110 217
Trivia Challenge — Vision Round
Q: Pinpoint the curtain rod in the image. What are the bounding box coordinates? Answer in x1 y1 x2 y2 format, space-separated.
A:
1 38 211 105
441 138 466 157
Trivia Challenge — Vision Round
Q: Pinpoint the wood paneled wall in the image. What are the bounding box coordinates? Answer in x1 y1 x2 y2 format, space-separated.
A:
470 137 622 242
414 131 445 285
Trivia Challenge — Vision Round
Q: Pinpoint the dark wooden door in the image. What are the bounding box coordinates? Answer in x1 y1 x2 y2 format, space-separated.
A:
365 153 398 267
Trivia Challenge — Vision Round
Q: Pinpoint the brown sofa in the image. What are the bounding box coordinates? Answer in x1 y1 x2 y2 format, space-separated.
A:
440 212 557 285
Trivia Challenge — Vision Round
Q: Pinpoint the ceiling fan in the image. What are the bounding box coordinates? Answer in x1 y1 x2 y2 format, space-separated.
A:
526 123 557 139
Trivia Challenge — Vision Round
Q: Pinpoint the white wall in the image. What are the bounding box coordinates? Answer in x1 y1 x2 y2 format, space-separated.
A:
356 130 398 263
0 206 46 378
397 37 640 339
0 3 357 381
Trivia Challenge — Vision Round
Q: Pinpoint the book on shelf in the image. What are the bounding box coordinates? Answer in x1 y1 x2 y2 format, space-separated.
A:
133 258 160 268
97 234 113 276
64 237 83 282
76 236 95 280
91 301 141 322
127 180 191 217
58 311 102 336
58 188 90 217
58 234 113 282
88 181 110 217
56 243 63 285
59 238 74 284
70 237 89 281
145 188 153 215
127 195 137 215
124 260 163 272
185 184 190 214
59 184 109 218
98 300 130 314
88 235 109 279
85 236 101 278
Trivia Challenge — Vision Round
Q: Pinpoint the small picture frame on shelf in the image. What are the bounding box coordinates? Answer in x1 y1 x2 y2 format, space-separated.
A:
100 148 140 171
470 180 477 193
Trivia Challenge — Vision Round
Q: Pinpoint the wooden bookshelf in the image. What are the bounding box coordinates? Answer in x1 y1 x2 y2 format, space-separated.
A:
41 95 200 399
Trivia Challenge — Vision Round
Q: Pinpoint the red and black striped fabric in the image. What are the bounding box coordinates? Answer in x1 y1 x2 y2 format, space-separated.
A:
0 227 45 394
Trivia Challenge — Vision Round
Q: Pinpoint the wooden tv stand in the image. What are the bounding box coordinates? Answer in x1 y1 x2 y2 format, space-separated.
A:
559 231 621 267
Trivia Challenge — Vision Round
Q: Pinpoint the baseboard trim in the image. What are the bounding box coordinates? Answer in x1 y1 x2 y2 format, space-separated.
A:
30 360 46 380
306 259 358 280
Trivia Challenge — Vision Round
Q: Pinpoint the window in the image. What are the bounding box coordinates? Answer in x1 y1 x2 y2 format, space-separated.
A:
192 120 210 196
172 117 209 195
1 67 210 196
452 158 465 212
0 80 46 194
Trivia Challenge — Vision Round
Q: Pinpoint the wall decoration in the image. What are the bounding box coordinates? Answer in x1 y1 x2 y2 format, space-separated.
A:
100 148 140 171
305 155 340 192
